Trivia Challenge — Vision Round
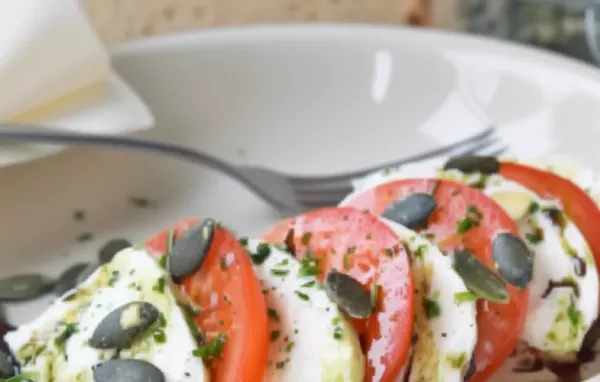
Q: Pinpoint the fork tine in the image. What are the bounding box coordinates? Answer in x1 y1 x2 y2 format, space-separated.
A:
288 126 496 185
454 136 498 156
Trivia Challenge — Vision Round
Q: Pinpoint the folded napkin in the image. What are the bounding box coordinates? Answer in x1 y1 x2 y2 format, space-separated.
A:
0 0 154 166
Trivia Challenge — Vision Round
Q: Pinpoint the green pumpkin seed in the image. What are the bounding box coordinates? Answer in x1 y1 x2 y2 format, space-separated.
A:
453 249 509 304
168 218 215 281
90 302 159 349
53 263 92 296
444 155 500 174
0 349 14 378
99 239 132 264
0 274 54 302
381 193 436 229
324 270 372 319
93 359 165 382
492 233 534 290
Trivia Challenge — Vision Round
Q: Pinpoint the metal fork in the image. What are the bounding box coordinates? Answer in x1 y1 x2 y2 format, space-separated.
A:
0 125 506 212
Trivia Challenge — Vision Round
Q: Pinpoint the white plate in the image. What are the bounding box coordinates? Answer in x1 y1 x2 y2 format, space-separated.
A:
3 24 600 381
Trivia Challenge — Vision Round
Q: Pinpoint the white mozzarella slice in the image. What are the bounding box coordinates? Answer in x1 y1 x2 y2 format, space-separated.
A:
5 248 209 382
246 240 364 382
353 213 477 382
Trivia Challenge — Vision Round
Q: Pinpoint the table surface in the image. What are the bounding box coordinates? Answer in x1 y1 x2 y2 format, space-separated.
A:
81 0 461 45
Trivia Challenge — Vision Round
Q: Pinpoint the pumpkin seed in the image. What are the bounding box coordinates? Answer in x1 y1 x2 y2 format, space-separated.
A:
99 239 132 265
492 233 534 290
489 191 534 221
324 270 372 319
381 193 436 229
443 155 500 174
0 349 14 378
90 301 159 349
0 274 54 302
452 249 509 303
53 263 92 296
93 359 165 382
168 218 215 281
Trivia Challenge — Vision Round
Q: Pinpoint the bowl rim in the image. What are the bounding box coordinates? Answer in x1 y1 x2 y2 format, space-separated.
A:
110 22 600 81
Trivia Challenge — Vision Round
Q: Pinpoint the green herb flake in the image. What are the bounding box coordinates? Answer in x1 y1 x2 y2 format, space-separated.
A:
286 341 295 353
384 248 394 257
192 333 227 364
275 259 289 267
414 244 427 258
528 201 540 214
343 251 351 271
332 316 342 326
267 308 280 321
239 237 249 247
525 228 544 245
158 254 168 270
301 232 312 245
270 330 280 342
423 297 441 319
445 352 467 370
152 277 166 293
567 298 580 327
298 256 322 277
453 291 477 304
333 326 343 340
271 269 290 277
295 291 310 301
251 243 271 265
370 283 381 312
54 323 79 353
107 270 120 287
300 280 316 288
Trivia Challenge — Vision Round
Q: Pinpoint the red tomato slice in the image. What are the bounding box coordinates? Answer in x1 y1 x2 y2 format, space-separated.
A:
342 179 529 382
263 207 414 382
500 161 600 288
145 218 269 382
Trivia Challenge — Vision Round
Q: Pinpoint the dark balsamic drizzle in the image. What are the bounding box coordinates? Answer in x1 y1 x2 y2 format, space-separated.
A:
544 360 582 382
284 229 296 257
512 354 544 373
542 279 580 299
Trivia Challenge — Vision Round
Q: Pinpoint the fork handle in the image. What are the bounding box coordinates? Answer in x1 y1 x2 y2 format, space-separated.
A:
0 124 240 179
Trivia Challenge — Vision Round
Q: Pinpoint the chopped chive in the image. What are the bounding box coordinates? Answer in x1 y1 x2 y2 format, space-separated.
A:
295 291 310 301
453 291 477 304
301 232 312 245
271 269 290 277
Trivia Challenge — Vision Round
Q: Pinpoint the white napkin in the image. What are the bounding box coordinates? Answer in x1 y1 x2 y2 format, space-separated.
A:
0 0 154 167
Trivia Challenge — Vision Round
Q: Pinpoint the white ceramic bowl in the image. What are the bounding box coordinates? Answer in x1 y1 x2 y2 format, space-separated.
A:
4 24 600 381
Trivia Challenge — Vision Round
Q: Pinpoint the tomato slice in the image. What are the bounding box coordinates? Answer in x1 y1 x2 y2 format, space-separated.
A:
263 207 414 382
342 179 529 382
145 218 269 382
500 161 600 286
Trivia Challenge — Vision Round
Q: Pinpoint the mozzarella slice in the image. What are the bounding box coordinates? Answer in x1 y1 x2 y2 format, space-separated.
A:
245 240 364 382
376 218 477 382
5 248 209 382
351 160 599 360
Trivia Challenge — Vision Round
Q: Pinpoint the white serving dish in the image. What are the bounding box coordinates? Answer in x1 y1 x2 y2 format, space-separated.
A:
3 24 600 381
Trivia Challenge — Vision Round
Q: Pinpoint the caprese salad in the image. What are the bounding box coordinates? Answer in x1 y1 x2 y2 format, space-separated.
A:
1 155 600 382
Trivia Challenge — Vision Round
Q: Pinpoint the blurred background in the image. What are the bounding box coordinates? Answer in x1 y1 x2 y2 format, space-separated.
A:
82 0 600 65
